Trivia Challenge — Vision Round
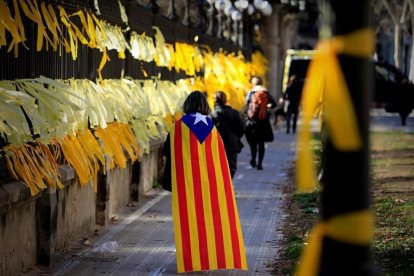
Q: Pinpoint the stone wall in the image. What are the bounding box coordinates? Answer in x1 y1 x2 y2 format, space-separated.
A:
139 140 164 195
56 177 96 250
109 160 133 218
0 182 37 275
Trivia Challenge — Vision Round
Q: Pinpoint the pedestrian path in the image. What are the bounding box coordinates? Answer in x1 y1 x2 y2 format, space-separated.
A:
370 108 414 133
51 128 297 276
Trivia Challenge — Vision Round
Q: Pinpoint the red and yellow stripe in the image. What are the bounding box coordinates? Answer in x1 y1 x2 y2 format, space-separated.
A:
171 120 247 273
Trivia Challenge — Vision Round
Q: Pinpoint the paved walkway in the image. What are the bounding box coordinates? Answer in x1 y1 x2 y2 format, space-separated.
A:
43 108 413 276
51 127 297 276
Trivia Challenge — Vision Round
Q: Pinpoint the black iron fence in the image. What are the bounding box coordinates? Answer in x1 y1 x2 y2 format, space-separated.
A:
0 0 242 82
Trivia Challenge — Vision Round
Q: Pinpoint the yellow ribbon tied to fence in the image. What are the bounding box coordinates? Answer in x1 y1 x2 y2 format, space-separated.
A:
297 29 375 193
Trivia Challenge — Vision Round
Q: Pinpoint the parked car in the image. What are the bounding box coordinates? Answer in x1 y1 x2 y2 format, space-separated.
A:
374 62 414 125
281 49 312 94
282 49 414 125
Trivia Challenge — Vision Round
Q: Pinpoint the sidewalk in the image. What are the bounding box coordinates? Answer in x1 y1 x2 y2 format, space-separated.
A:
48 109 412 276
49 127 297 276
370 108 414 133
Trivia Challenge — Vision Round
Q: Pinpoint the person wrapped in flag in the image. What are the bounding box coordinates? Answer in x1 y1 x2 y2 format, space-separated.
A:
162 91 248 273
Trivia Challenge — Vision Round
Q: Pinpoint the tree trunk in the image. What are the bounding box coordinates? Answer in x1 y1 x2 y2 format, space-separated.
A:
408 36 414 81
407 0 414 81
395 24 401 67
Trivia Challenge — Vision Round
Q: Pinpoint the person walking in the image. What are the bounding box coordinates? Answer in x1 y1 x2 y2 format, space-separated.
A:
245 85 276 170
162 91 247 273
283 75 303 134
211 91 245 178
245 75 263 105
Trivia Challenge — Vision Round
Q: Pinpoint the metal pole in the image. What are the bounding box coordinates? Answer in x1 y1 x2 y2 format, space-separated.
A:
320 0 377 274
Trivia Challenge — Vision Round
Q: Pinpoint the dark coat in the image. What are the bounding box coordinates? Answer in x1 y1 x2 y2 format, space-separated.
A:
284 81 303 109
211 104 245 153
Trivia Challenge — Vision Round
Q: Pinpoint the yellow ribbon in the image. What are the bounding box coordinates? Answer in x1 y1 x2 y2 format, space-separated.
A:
67 11 88 45
40 2 59 51
91 13 107 43
97 48 110 82
58 5 78 60
46 3 70 54
70 10 95 47
90 14 110 82
87 13 98 48
0 0 25 57
297 29 375 192
21 0 53 51
295 210 374 276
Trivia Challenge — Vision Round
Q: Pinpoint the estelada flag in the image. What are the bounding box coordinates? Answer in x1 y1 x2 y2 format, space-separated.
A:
170 112 248 273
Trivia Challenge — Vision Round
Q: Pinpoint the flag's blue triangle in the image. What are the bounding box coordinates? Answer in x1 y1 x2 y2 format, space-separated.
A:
181 113 214 143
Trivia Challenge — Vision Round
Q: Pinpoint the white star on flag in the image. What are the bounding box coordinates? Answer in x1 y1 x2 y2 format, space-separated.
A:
192 112 209 125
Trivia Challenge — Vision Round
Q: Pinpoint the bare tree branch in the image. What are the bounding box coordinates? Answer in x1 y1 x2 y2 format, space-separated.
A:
400 0 408 24
381 0 399 24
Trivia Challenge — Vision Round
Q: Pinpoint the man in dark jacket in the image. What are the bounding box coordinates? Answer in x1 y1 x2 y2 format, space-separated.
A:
211 91 245 178
283 75 303 134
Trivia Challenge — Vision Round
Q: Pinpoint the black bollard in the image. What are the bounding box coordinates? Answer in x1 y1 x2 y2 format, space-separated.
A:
319 0 379 275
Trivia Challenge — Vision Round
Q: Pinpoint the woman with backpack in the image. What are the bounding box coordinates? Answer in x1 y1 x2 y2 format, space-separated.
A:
245 85 276 170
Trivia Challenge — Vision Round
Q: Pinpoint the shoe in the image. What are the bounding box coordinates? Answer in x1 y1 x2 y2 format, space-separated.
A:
250 159 256 168
257 164 263 170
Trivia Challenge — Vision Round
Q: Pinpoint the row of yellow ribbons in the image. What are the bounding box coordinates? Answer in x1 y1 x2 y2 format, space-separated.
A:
0 77 190 195
5 122 139 195
0 0 269 197
0 58 267 196
0 0 268 82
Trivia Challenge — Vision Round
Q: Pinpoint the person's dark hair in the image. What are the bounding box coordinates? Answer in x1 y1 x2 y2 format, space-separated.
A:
213 91 227 106
182 91 211 115
251 76 263 86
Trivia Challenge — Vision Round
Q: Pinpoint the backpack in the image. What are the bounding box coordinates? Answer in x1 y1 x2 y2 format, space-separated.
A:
247 91 269 120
